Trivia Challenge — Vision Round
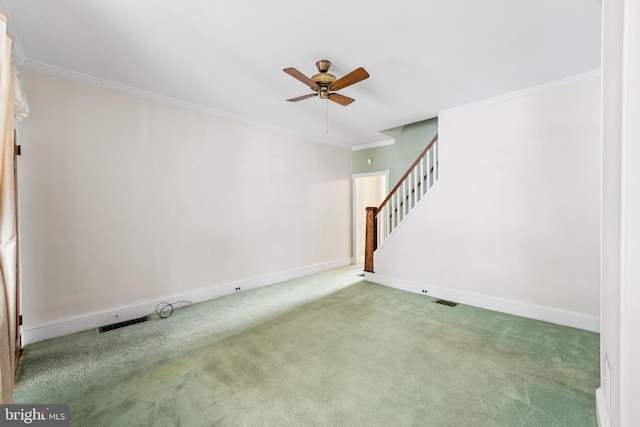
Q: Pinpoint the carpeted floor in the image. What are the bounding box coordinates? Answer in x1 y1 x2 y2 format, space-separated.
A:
14 266 600 426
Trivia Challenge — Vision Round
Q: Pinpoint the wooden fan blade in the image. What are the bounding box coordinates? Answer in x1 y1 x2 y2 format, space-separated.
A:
287 93 318 102
330 67 369 91
283 67 320 90
328 93 355 106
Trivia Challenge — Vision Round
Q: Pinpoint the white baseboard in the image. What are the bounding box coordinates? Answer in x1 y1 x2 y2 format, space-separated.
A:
364 273 600 333
22 258 351 345
595 387 612 427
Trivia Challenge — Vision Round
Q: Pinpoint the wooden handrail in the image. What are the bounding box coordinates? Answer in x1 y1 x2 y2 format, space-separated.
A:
376 133 438 214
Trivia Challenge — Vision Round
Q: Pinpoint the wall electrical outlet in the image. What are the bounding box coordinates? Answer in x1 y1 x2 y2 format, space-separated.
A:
234 287 241 292
421 290 428 294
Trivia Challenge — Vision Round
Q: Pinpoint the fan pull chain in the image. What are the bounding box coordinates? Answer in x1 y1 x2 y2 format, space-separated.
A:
326 99 329 134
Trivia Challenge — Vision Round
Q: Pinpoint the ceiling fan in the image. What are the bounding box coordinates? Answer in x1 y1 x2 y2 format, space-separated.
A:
283 60 369 106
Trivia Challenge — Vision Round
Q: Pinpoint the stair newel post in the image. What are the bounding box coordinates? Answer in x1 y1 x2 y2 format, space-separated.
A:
364 207 378 273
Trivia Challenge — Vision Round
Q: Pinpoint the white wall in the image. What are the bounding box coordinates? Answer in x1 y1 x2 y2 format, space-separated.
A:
17 70 351 339
370 77 601 327
598 0 640 425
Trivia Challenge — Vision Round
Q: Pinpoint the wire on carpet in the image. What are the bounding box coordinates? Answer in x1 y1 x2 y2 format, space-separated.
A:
153 300 193 319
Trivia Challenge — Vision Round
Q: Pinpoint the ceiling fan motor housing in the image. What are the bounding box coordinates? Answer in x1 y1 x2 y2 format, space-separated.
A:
311 59 336 98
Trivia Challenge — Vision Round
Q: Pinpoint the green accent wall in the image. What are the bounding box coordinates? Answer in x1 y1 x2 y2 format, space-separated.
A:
352 118 438 188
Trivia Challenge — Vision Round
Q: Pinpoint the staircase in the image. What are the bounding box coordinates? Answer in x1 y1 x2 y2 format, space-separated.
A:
364 133 439 272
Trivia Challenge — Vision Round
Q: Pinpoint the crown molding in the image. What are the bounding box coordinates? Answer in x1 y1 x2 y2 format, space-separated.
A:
20 58 351 150
352 138 395 151
9 28 25 65
11 38 25 65
441 69 602 116
1 3 26 65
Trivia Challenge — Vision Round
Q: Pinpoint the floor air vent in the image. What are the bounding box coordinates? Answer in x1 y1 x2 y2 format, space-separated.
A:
434 299 458 308
98 316 149 333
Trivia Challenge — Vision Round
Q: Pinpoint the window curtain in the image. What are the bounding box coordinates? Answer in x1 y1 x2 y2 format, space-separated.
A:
0 12 29 404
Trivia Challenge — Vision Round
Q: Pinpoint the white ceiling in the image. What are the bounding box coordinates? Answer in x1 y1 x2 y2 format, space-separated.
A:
1 0 602 149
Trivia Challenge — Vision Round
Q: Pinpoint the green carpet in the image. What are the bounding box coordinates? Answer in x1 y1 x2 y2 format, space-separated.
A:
14 266 599 426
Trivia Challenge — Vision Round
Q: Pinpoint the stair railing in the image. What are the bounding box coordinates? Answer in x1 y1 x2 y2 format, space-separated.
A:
364 133 439 272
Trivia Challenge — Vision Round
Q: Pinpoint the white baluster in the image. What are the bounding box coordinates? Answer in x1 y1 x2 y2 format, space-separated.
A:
427 147 433 189
382 205 386 240
380 203 389 244
385 204 390 240
388 200 392 235
376 211 382 248
379 206 383 245
435 140 439 181
420 156 425 197
413 164 418 207
383 205 387 243
399 179 407 222
390 196 395 231
406 178 410 215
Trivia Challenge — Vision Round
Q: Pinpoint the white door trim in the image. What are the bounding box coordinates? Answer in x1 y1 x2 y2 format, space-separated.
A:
352 170 390 264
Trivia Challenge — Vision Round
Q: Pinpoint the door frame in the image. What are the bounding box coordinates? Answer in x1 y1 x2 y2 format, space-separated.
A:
352 170 389 264
13 128 22 367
